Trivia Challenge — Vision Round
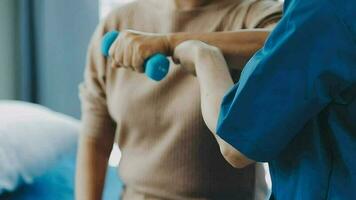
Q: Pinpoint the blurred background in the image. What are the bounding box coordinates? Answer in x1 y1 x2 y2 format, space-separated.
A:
0 0 133 118
0 0 133 199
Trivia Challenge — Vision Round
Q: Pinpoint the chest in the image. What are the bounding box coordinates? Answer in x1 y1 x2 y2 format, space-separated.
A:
117 4 247 33
106 65 202 129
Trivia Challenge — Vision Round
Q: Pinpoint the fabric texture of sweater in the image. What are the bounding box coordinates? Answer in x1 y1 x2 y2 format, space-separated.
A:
80 0 282 199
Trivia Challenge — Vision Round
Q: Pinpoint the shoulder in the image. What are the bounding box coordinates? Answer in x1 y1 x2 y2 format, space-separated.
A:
88 0 145 51
244 0 283 28
101 1 143 31
84 2 140 83
217 0 281 30
248 0 283 9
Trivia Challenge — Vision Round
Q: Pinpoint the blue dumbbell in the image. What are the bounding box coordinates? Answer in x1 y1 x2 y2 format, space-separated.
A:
101 31 170 81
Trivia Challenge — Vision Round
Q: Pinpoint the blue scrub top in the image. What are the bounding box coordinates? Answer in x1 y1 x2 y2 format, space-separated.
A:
216 0 356 199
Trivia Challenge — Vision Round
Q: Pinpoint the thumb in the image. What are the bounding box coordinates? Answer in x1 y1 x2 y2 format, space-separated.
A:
172 55 180 65
172 42 187 65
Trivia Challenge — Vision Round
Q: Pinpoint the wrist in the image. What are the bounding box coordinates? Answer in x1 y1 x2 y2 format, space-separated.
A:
194 45 221 68
165 34 175 56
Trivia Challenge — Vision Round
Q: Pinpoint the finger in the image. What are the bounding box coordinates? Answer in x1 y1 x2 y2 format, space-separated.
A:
110 58 120 68
132 53 145 73
172 46 183 64
122 42 132 67
114 45 125 68
172 56 180 65
123 48 135 71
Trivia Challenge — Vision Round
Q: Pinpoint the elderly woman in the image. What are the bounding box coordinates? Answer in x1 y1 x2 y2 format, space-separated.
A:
75 0 282 199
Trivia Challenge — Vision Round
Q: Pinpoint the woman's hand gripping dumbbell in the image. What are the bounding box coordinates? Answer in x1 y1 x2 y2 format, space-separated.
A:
102 30 170 81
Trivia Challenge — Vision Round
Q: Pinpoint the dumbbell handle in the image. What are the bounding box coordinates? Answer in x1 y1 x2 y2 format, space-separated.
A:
101 31 170 81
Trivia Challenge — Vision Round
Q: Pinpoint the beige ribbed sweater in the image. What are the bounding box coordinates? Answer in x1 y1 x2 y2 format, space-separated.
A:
79 0 282 199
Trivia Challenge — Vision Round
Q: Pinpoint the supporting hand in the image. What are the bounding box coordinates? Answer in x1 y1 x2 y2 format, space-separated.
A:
173 40 224 75
174 40 254 168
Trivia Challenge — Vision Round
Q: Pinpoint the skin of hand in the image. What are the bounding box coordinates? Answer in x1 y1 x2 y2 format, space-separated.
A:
108 29 270 73
174 40 254 168
108 30 171 72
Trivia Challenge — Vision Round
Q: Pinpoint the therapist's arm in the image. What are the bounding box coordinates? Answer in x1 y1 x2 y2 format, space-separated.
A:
174 40 254 168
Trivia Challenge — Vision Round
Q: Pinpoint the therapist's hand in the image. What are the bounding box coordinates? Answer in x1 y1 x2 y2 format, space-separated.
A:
173 40 224 75
174 40 254 169
109 30 171 72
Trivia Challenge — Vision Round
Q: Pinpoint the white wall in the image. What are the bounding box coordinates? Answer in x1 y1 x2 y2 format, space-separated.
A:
0 0 19 99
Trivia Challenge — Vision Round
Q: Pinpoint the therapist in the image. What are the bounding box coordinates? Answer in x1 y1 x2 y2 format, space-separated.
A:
173 0 356 199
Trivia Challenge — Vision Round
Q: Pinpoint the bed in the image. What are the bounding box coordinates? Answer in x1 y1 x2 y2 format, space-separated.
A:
0 148 123 200
0 101 123 200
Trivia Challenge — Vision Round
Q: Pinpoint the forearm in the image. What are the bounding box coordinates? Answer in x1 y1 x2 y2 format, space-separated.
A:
167 30 270 70
194 47 254 168
75 135 114 200
195 47 234 131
